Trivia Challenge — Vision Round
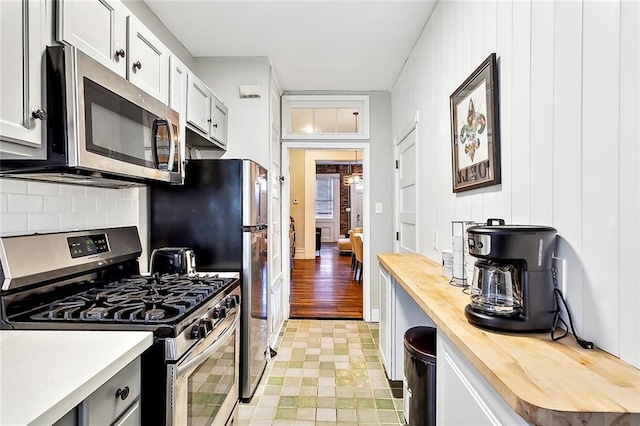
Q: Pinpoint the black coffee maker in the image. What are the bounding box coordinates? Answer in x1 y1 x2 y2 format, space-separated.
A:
465 220 557 332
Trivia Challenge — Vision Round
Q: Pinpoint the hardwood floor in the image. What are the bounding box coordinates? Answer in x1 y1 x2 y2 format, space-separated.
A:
289 242 363 319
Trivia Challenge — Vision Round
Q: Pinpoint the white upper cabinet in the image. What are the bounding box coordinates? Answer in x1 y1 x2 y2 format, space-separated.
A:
185 73 228 150
127 16 169 104
169 56 189 167
209 96 228 147
57 0 169 104
57 0 128 77
0 0 47 156
186 73 212 134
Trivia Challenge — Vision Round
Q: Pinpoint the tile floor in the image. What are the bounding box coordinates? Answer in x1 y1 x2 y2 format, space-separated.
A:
238 319 404 425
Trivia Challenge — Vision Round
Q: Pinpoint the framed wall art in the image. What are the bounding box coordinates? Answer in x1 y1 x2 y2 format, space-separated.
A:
450 53 501 193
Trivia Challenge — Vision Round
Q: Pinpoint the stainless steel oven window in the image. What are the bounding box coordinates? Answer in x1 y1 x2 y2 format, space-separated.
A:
170 312 239 426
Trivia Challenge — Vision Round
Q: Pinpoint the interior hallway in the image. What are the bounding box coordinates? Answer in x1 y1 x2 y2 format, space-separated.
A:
289 243 363 319
238 320 403 425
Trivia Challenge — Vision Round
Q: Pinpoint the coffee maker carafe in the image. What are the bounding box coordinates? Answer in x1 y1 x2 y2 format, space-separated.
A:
465 221 557 332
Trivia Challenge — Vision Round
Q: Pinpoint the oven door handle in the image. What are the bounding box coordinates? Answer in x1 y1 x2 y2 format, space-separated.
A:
176 310 240 379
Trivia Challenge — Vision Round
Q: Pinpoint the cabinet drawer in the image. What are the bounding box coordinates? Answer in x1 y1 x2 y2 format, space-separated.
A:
80 358 141 425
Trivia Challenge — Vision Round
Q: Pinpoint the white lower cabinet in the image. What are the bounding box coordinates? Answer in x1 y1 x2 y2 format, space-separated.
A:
79 358 142 426
436 330 531 426
378 264 434 381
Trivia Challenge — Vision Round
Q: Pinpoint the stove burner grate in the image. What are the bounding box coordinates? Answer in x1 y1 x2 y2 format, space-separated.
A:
26 274 235 324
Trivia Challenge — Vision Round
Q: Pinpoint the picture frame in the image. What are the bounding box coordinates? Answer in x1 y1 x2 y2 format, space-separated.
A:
450 53 501 193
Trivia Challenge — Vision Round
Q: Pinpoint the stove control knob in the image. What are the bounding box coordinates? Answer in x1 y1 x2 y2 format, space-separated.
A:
219 306 227 318
232 294 241 306
190 319 213 339
211 307 221 319
226 297 236 308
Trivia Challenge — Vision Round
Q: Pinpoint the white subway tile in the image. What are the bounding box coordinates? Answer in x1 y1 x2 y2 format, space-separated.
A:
96 198 116 213
122 212 139 226
86 187 107 199
0 194 7 213
59 213 86 231
59 184 86 198
106 188 127 199
85 212 107 228
106 211 125 226
8 194 43 213
115 199 133 213
0 214 28 235
0 179 28 194
44 196 73 213
27 181 60 196
73 198 96 213
28 213 60 232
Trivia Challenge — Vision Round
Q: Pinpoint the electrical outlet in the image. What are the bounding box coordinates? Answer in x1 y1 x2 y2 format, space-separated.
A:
552 256 567 295
433 231 439 251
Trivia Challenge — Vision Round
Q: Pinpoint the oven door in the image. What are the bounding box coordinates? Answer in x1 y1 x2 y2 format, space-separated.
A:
169 309 239 426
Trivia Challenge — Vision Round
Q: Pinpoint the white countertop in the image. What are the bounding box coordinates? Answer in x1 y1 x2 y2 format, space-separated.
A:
0 330 153 426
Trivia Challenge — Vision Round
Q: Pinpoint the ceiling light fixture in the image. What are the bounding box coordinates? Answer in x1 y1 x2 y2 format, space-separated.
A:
343 150 363 186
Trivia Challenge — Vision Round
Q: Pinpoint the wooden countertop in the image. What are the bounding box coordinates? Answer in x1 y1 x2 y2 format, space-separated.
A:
378 253 640 424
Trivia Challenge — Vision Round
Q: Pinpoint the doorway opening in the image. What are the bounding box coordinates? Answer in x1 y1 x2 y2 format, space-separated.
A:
281 143 371 321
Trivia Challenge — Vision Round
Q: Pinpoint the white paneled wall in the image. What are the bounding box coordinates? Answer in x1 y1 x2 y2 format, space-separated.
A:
0 179 141 236
391 0 639 367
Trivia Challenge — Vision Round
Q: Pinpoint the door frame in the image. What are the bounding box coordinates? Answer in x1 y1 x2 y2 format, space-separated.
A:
281 142 371 322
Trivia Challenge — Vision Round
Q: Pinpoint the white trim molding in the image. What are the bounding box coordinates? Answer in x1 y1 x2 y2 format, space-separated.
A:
282 95 370 140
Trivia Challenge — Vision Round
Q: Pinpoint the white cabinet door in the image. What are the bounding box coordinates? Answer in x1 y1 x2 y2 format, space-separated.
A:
437 330 531 426
57 0 128 77
0 0 46 155
209 96 228 147
169 56 188 118
186 73 212 134
127 15 169 104
169 56 189 166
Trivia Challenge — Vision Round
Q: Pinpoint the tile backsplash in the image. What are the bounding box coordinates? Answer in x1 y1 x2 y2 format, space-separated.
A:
0 178 141 236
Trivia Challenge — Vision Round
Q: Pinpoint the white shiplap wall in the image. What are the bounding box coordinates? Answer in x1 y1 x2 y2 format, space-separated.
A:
0 179 141 236
391 0 639 367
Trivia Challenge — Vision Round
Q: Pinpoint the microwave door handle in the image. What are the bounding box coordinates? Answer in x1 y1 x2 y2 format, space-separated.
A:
166 118 176 172
151 118 162 168
176 310 240 379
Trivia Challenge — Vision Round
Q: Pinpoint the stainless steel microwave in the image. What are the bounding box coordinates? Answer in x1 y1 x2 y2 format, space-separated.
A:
0 46 183 187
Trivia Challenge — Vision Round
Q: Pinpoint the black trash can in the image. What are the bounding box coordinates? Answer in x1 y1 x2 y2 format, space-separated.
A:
404 326 437 426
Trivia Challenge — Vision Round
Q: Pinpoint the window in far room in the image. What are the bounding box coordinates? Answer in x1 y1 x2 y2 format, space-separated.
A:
315 175 335 219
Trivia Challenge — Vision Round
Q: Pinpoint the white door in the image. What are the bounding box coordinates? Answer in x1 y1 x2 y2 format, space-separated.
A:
0 0 46 154
395 128 418 253
350 185 364 229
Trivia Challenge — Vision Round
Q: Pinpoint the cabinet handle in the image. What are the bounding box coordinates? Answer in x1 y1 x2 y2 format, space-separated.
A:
115 49 126 59
133 61 142 71
212 123 218 129
207 118 212 123
31 109 47 121
115 386 130 401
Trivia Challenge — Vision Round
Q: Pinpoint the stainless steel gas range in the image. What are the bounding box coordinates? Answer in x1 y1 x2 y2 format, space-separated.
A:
0 226 240 426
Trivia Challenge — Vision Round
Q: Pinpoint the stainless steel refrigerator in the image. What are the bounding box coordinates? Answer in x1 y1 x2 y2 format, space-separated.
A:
148 159 268 401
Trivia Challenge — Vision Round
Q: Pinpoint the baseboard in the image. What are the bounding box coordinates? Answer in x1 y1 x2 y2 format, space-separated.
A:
370 308 380 323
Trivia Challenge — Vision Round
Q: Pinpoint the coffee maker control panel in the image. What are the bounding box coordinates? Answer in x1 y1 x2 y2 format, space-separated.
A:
468 234 491 256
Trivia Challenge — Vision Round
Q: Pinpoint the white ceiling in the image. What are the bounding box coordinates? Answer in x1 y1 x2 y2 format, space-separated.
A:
144 0 438 91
